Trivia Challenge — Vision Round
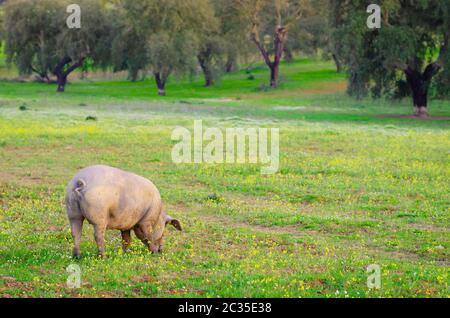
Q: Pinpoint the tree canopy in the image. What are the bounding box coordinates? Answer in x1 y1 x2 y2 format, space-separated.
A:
4 0 114 91
116 0 221 95
0 0 448 115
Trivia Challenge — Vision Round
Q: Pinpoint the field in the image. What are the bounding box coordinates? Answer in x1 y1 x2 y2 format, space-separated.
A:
0 59 449 298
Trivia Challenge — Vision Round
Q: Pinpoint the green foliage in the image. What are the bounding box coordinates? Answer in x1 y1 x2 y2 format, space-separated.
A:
212 0 254 71
119 0 219 93
4 0 60 77
111 27 148 82
285 0 330 59
334 0 450 104
150 31 198 84
197 34 228 86
4 0 114 81
432 52 450 98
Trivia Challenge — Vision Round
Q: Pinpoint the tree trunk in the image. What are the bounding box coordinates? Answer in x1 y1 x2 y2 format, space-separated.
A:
332 54 343 73
251 26 286 89
270 65 279 88
53 57 71 93
225 56 236 73
52 56 84 93
198 55 214 87
56 73 67 92
412 91 428 117
403 57 444 117
270 27 286 88
154 72 166 96
204 70 214 87
405 68 433 118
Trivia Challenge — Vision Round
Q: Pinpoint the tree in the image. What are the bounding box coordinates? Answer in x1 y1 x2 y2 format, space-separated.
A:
327 0 354 73
236 0 307 88
194 0 225 87
0 3 4 44
336 0 450 116
212 0 251 73
433 51 450 99
149 31 198 96
4 0 114 92
197 34 226 87
111 2 148 82
112 27 148 82
284 8 329 62
120 0 217 96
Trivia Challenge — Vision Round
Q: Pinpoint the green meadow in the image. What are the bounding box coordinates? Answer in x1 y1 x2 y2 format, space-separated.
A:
0 59 448 297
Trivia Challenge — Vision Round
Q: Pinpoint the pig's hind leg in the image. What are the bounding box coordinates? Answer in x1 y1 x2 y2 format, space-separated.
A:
93 224 107 258
66 191 85 259
69 217 84 259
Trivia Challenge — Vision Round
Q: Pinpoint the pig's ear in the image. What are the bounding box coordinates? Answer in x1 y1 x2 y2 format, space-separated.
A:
170 219 182 231
165 215 182 231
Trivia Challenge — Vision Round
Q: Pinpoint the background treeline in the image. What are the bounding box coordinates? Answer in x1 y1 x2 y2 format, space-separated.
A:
0 0 449 115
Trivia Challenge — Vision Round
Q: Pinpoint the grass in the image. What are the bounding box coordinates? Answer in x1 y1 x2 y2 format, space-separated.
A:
0 59 449 298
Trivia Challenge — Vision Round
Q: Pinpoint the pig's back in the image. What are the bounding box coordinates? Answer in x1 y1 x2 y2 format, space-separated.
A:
69 165 161 229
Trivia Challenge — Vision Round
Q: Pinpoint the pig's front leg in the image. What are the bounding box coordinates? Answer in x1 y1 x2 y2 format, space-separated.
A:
121 230 132 252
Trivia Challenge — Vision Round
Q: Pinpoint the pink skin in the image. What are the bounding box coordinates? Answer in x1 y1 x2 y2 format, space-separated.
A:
65 165 182 258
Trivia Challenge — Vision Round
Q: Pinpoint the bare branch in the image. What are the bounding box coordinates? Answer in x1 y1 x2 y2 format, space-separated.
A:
275 0 282 26
283 0 303 30
237 0 273 67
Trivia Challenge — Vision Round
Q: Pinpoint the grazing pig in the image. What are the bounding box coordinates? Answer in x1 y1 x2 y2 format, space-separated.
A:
65 165 182 258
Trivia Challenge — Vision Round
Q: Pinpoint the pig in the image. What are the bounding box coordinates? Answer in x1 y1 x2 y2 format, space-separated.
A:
65 165 182 258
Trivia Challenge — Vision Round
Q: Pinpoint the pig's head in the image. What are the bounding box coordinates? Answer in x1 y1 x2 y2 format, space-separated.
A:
151 211 182 253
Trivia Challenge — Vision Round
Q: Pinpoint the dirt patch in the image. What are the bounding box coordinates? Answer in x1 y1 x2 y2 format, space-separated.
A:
0 171 47 186
199 214 311 236
405 222 448 232
367 244 448 266
0 280 34 295
132 275 153 283
300 81 347 95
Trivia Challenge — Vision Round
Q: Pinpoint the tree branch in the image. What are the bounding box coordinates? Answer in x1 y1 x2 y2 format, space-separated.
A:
53 56 72 76
64 58 85 77
30 66 46 77
243 0 273 68
436 32 449 68
283 2 303 30
421 32 449 80
273 27 287 66
251 32 273 68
